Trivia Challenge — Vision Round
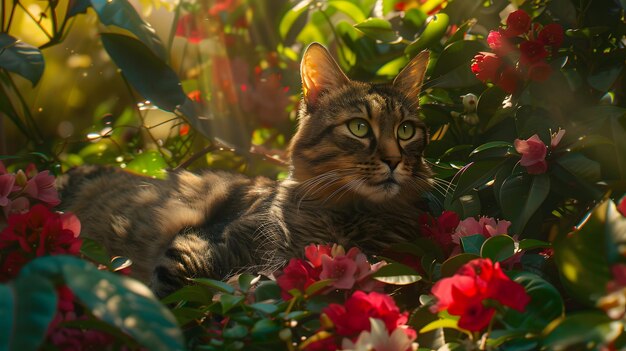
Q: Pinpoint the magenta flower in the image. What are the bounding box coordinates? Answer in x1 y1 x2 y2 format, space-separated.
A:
452 216 511 246
23 170 61 207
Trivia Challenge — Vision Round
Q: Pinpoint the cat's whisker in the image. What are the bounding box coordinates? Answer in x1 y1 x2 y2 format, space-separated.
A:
323 176 366 204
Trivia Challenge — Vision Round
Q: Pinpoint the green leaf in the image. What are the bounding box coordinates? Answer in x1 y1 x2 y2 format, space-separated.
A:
254 281 281 301
518 239 551 251
193 278 236 294
460 234 485 255
279 0 312 40
67 0 91 19
100 33 188 112
328 1 366 23
80 237 113 266
10 275 57 351
440 253 481 278
553 200 614 305
305 279 335 296
251 319 280 340
542 312 622 349
354 18 400 43
405 13 449 55
125 150 168 179
0 33 44 86
480 235 516 262
238 274 260 293
431 39 484 79
556 153 601 182
447 159 509 204
160 285 213 305
249 303 279 315
501 272 564 332
91 0 166 59
469 141 514 160
223 325 248 339
499 174 550 234
372 263 422 285
220 294 245 314
444 19 477 46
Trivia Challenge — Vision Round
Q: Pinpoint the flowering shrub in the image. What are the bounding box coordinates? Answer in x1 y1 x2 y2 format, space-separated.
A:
3 0 626 350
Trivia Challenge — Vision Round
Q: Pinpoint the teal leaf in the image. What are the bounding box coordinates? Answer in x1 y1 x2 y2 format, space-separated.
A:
499 173 550 234
254 281 281 301
249 303 279 315
67 0 91 19
100 33 193 115
238 274 260 293
10 276 57 351
80 237 112 266
220 294 245 314
251 319 280 340
0 285 13 348
160 285 213 305
193 278 236 294
91 0 166 59
0 34 44 86
460 234 486 255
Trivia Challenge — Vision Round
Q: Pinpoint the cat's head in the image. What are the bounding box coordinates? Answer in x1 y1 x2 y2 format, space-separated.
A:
288 43 433 204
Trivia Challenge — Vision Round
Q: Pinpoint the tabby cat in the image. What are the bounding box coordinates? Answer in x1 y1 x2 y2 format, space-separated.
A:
59 43 433 298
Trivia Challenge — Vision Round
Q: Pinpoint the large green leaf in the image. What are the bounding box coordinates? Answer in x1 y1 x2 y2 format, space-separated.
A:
499 173 550 234
67 0 91 19
431 40 484 79
553 200 615 306
541 312 622 349
18 256 184 351
480 235 516 262
354 18 400 43
0 34 44 86
125 151 168 179
328 1 366 23
9 276 57 351
91 0 166 59
501 272 564 332
0 285 12 349
279 0 312 41
440 253 481 278
372 263 422 285
405 13 449 55
446 159 509 207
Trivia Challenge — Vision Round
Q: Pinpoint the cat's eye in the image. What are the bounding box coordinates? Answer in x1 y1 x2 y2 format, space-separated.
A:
347 119 370 138
397 121 416 140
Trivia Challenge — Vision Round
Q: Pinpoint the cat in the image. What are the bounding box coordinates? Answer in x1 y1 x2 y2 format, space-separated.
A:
58 43 433 298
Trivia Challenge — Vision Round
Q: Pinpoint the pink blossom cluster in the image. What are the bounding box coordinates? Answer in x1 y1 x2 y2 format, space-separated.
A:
0 162 60 221
514 129 565 174
275 244 385 300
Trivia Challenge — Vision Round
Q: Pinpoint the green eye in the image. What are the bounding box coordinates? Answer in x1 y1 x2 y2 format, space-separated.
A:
397 121 416 140
348 119 370 138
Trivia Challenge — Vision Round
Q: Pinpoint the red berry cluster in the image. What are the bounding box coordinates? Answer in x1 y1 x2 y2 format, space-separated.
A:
471 10 564 93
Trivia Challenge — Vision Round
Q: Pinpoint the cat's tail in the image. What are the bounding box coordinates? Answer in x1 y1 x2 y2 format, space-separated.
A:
56 165 122 210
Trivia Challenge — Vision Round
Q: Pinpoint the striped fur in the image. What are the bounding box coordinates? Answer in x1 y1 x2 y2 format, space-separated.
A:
59 44 433 297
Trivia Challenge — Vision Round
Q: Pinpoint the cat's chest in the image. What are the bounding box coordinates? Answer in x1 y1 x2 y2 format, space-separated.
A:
281 205 421 253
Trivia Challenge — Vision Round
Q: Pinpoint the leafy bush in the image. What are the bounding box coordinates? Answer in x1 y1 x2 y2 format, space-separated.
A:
2 0 626 350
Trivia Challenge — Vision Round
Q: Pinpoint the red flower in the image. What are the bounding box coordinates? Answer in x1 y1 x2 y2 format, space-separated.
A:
431 258 530 331
487 31 512 55
0 251 28 281
323 291 411 338
275 258 318 300
419 211 460 254
209 0 237 17
320 255 358 289
519 40 548 66
0 204 82 261
618 196 626 217
527 61 552 82
514 134 548 174
305 243 332 268
504 10 531 37
538 23 564 48
471 53 502 83
175 13 208 44
498 65 521 93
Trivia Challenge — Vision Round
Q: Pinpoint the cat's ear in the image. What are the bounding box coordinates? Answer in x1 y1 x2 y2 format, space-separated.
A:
301 43 350 106
393 50 429 109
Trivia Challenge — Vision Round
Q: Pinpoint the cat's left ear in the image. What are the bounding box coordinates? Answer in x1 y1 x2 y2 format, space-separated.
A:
301 43 350 107
393 50 430 109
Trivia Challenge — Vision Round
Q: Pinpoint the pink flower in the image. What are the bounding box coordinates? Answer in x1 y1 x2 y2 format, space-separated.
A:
320 255 358 290
431 258 530 331
452 216 511 245
504 10 531 37
487 31 512 55
0 173 15 207
340 318 416 351
514 134 548 174
275 258 318 300
23 170 60 207
305 244 332 268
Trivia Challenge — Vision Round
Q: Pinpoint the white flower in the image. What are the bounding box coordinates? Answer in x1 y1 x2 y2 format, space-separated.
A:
340 318 416 351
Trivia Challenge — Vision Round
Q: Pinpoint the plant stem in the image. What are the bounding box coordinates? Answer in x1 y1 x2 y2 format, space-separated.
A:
4 70 43 143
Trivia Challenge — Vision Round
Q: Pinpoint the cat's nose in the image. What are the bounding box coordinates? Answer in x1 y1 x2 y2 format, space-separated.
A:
382 158 400 171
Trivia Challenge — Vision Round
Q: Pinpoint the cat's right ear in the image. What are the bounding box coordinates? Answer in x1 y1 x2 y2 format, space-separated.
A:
301 43 349 107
